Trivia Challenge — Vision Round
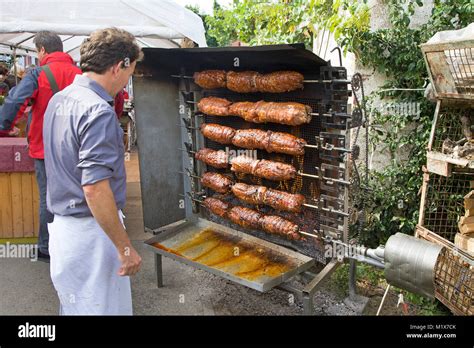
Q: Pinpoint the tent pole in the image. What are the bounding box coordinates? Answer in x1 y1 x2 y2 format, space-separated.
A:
13 47 17 85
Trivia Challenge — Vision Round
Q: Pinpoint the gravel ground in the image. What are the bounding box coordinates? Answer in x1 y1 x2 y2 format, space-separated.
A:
131 242 359 316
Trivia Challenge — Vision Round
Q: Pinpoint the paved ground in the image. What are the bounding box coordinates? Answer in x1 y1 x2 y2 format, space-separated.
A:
0 151 361 315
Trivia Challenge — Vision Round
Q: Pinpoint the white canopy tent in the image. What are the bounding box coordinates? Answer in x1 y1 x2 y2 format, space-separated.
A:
0 0 207 61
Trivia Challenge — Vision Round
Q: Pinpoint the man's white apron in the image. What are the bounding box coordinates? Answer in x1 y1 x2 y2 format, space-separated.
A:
48 211 132 315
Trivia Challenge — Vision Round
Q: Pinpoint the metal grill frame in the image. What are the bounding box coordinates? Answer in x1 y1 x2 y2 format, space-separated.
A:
134 44 353 314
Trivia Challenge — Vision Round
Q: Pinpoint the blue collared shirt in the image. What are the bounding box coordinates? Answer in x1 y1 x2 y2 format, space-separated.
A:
43 74 126 217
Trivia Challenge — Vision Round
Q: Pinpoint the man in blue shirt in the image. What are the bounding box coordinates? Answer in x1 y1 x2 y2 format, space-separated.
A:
43 28 143 315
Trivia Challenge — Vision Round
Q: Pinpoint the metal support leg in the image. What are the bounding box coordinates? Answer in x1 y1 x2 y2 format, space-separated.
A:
349 259 357 298
302 259 340 315
344 258 369 313
155 254 163 288
302 294 314 315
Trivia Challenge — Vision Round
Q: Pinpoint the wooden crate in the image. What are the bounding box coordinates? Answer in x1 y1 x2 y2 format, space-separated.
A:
0 172 39 238
0 138 38 239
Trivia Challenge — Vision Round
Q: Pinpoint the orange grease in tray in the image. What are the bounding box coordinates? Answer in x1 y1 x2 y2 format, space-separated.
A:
152 228 293 281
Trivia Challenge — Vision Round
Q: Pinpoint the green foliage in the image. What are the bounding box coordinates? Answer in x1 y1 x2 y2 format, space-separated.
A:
403 290 451 315
353 0 473 247
333 263 450 315
204 0 370 48
185 3 219 47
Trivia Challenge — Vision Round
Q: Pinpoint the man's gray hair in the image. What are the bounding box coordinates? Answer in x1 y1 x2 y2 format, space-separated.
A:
33 31 63 54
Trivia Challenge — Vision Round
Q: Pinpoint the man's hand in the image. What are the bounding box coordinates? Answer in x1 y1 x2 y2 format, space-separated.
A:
118 244 142 276
84 179 142 276
8 126 19 136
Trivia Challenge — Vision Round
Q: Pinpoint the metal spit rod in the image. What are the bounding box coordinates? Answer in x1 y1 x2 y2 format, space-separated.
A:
179 99 350 118
179 150 349 186
171 74 350 84
298 171 350 186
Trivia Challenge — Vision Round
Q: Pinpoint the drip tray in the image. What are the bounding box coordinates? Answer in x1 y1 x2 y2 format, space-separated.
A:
144 218 315 292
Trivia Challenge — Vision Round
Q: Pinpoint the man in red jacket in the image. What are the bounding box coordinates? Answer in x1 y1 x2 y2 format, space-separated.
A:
0 32 82 261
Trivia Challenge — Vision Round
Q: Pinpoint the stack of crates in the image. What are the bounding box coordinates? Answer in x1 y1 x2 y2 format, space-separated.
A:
417 34 473 315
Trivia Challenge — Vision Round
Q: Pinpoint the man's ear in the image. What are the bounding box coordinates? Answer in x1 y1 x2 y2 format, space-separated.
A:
111 61 123 76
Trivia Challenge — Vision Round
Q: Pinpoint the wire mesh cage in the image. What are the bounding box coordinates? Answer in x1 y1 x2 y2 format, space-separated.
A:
431 107 474 154
434 247 473 315
420 171 472 243
417 95 473 314
421 40 474 101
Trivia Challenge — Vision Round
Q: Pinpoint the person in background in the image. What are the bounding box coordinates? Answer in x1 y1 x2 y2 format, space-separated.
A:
0 63 9 96
114 88 129 118
0 31 82 261
4 64 25 90
43 27 142 315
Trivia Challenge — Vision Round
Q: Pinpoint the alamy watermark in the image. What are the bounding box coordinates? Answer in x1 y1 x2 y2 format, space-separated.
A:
324 240 367 262
375 101 421 118
0 242 38 261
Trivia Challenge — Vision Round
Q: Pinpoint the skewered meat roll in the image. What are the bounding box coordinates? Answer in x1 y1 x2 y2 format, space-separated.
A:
255 71 304 93
231 183 305 213
226 71 260 93
230 155 296 181
200 123 235 145
261 215 301 240
197 97 232 116
201 172 233 194
231 183 266 206
231 128 268 151
193 70 227 89
228 102 260 123
233 129 306 156
195 148 228 168
227 206 262 230
203 197 229 218
254 101 312 125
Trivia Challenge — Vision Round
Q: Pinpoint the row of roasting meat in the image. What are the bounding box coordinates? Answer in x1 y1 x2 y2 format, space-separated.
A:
203 197 302 241
195 149 297 181
200 123 307 156
197 97 312 126
193 70 304 94
201 171 305 213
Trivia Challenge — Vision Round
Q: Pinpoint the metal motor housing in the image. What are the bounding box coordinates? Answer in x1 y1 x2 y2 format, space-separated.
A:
384 233 444 298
